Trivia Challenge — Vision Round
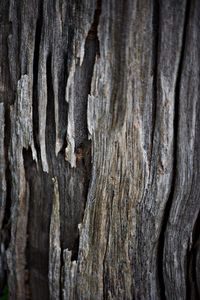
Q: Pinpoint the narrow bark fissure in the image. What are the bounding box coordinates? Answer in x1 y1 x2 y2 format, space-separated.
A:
74 0 101 150
45 52 56 173
70 0 101 263
32 0 43 160
58 11 76 154
69 139 92 263
87 0 101 53
109 2 127 129
58 52 69 155
157 1 191 298
22 147 36 300
2 106 11 239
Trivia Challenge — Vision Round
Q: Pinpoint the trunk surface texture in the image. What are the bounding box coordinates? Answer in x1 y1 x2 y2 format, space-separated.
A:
0 0 200 299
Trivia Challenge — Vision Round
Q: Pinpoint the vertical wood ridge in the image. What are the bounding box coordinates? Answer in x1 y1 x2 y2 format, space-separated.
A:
157 1 191 298
163 0 200 299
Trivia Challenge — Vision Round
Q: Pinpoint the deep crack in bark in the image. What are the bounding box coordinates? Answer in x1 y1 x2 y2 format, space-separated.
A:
23 146 52 299
70 0 101 262
2 105 11 239
32 0 43 161
45 52 56 173
157 1 191 298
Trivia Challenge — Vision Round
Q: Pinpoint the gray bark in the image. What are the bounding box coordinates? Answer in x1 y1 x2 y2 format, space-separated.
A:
0 0 200 299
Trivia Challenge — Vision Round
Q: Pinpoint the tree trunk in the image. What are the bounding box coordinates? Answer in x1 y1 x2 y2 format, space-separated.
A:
1 0 200 299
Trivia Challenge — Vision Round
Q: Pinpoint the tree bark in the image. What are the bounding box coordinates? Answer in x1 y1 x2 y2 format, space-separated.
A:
0 0 200 299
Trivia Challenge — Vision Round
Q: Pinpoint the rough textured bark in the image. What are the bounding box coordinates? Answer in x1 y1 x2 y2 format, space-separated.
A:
0 0 200 299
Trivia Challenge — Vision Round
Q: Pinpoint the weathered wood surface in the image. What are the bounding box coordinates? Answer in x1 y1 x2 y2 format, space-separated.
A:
0 0 200 299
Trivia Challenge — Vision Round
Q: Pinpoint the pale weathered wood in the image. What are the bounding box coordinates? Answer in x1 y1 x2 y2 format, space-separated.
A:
0 0 200 299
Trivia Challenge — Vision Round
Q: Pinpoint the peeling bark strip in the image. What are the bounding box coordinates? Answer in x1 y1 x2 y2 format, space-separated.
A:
49 177 61 300
1 0 200 299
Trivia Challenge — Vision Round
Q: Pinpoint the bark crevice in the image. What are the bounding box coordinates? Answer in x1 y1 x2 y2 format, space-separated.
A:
57 52 69 156
157 0 191 298
22 147 37 300
23 145 52 299
32 0 44 160
2 105 11 236
45 52 56 173
69 0 102 262
74 0 101 151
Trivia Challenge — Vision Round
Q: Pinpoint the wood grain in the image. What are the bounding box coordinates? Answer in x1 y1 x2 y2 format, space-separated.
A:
0 0 199 299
